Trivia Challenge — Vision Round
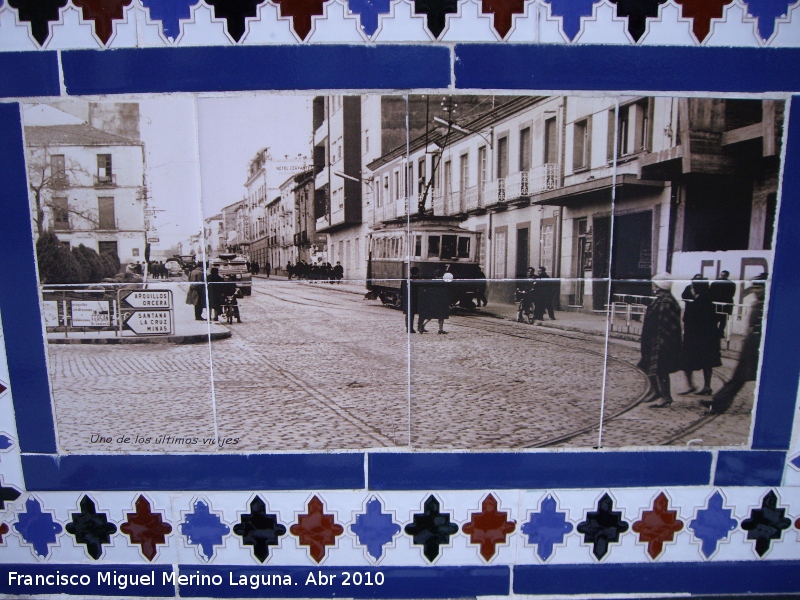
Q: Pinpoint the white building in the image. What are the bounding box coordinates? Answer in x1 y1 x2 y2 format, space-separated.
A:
24 103 147 266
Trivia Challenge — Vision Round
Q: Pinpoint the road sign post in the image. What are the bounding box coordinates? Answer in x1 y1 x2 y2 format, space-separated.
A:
118 289 174 337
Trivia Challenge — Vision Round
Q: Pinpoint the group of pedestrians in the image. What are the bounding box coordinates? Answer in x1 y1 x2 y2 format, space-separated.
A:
287 260 344 282
147 261 169 279
638 270 763 414
248 261 269 277
185 263 242 323
516 267 558 323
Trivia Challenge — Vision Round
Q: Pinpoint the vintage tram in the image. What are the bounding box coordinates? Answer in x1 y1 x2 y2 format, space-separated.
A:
366 217 483 308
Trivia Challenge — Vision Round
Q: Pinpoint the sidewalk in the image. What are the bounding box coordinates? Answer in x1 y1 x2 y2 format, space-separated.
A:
468 301 746 356
253 274 370 298
47 282 231 345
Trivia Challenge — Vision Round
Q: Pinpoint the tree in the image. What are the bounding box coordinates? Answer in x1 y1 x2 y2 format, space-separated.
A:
35 232 85 284
26 145 95 236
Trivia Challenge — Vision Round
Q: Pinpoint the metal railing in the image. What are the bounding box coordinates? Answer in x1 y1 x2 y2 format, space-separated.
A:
609 293 754 349
93 174 117 187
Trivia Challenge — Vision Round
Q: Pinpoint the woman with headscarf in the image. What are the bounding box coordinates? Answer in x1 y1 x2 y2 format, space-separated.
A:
638 273 683 408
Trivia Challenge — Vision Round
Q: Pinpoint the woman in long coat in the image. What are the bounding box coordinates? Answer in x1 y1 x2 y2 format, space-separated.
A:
680 278 722 396
638 275 682 408
417 268 451 334
186 263 206 321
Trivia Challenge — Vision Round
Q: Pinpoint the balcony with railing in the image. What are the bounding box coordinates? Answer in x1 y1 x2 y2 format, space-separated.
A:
50 174 69 189
93 173 117 188
371 199 406 225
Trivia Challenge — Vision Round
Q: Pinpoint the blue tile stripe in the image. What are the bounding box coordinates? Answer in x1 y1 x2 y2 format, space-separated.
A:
0 103 58 454
0 53 60 98
714 451 786 486
61 46 451 95
752 95 800 449
21 454 365 491
453 45 800 92
368 451 713 489
513 561 800 595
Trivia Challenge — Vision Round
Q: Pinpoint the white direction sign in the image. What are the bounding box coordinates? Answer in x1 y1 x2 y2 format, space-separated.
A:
120 290 173 309
71 301 111 327
122 310 173 336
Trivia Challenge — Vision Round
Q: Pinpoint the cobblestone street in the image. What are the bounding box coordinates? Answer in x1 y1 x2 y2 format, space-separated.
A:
48 279 753 452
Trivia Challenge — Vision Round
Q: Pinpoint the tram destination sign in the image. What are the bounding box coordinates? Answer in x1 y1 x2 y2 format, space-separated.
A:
120 290 173 309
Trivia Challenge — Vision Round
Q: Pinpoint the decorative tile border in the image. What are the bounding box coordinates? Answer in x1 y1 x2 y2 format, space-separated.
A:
0 0 798 47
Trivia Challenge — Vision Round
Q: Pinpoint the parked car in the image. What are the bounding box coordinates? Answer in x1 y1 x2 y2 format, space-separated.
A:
164 260 184 277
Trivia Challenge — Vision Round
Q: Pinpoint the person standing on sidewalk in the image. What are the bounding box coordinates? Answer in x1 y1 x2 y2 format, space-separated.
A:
710 270 736 338
538 266 556 320
265 261 271 277
186 262 207 321
679 276 721 397
638 274 682 408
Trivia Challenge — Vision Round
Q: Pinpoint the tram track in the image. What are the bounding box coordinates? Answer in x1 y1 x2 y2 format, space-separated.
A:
449 315 725 448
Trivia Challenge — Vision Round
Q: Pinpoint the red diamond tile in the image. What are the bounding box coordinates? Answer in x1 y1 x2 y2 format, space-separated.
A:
462 494 516 561
632 492 684 560
290 495 343 563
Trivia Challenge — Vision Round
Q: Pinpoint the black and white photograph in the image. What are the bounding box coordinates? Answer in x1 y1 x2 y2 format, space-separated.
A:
23 93 785 452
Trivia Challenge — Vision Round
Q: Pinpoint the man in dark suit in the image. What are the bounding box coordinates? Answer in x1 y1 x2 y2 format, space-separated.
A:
710 270 736 338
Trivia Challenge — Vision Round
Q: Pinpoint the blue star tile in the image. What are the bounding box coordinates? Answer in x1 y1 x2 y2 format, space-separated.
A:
347 0 392 36
14 497 63 558
521 495 573 561
141 0 197 40
542 0 599 40
350 496 401 561
180 500 231 561
0 435 13 450
689 491 738 559
743 0 795 40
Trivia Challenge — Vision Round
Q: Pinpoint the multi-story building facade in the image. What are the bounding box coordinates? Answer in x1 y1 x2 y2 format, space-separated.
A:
245 148 308 271
24 103 147 266
203 213 225 259
291 168 320 265
367 95 782 311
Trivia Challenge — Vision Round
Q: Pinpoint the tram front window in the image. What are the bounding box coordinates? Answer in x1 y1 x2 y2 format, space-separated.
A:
441 235 458 259
457 236 470 258
428 235 440 258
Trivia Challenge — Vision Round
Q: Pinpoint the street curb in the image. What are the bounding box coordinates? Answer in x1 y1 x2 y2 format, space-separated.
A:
46 329 231 345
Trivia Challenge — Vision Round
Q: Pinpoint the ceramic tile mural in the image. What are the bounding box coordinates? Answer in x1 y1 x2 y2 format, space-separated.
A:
0 0 799 598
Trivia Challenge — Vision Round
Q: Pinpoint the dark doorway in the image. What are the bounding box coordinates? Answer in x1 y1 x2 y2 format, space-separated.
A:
592 216 611 310
516 227 529 278
612 210 653 298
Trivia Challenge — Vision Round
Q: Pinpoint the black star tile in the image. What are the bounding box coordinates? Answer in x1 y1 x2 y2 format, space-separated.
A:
609 0 667 41
0 483 21 510
577 493 629 560
232 496 286 563
741 490 791 557
205 0 265 42
404 495 459 562
65 496 117 560
7 0 69 46
413 0 458 39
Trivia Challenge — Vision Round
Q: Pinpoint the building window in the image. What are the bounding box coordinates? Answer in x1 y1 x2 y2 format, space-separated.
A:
444 160 452 198
497 135 509 178
418 157 426 195
364 130 369 153
383 174 389 205
393 170 400 202
98 197 116 230
519 126 531 171
478 146 487 199
544 117 558 164
96 154 113 183
612 100 651 159
459 153 469 194
50 154 67 188
52 196 69 230
98 241 118 258
573 118 591 171
337 137 343 161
